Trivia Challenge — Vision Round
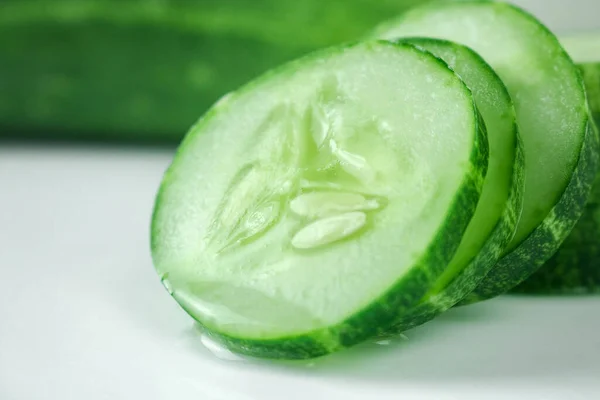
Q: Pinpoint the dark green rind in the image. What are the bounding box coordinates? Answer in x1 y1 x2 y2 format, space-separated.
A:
462 119 600 304
383 38 523 332
151 41 488 359
190 148 487 359
0 0 425 144
513 162 600 294
514 64 600 294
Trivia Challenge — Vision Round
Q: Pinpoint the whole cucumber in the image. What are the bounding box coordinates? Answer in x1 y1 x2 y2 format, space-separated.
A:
0 0 424 144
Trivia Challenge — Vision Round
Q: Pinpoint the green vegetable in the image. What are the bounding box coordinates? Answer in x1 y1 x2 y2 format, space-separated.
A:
385 38 523 331
514 34 600 294
0 0 425 144
373 1 599 304
151 41 488 359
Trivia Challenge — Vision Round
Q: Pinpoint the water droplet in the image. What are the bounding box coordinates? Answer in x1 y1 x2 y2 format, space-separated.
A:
160 273 174 295
200 334 245 362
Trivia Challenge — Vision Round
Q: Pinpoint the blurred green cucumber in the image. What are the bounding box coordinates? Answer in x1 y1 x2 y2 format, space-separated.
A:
0 0 424 144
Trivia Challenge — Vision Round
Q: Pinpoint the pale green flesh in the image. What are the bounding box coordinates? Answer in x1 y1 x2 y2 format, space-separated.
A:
375 1 587 252
401 38 519 295
561 33 600 64
152 42 480 340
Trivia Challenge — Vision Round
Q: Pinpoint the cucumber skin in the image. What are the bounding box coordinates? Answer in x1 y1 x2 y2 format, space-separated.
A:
513 64 600 294
462 118 600 303
151 42 489 359
383 38 524 332
0 0 425 144
371 1 599 303
199 162 487 359
391 140 523 329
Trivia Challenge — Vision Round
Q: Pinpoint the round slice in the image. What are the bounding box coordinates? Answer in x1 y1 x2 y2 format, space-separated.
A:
384 38 523 332
515 34 600 294
151 41 488 359
374 1 599 303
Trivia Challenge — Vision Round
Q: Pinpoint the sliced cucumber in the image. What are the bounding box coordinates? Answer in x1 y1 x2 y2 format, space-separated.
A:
385 38 523 330
514 150 600 294
374 1 599 302
151 41 488 359
515 34 600 294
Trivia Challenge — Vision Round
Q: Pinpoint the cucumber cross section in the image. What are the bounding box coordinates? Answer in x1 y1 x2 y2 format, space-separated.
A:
151 41 488 359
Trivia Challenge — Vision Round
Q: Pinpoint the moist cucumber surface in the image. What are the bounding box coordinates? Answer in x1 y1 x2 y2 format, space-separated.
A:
515 34 600 294
385 38 523 330
0 0 425 143
151 41 488 359
374 1 599 302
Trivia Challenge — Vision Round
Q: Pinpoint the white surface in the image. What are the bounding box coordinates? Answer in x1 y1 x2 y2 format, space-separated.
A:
2 1 600 398
1 145 599 400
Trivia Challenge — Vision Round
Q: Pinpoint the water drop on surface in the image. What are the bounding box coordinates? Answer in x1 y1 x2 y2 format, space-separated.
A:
200 334 245 362
160 273 174 295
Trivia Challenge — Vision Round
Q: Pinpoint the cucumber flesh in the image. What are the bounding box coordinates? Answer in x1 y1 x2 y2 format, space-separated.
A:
561 33 600 64
561 33 600 122
151 41 488 359
515 34 600 294
386 38 523 330
374 1 598 301
514 139 600 294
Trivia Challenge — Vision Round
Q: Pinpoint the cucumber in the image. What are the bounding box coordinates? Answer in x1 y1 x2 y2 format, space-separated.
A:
514 34 600 294
151 41 488 359
374 1 599 303
0 0 424 144
514 155 600 294
385 38 523 331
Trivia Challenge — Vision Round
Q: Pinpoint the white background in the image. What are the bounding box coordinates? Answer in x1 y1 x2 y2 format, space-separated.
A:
1 1 600 399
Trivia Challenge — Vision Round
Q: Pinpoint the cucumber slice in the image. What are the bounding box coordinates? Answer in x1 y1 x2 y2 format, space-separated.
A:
515 34 600 294
151 41 488 359
514 149 600 294
374 1 599 302
0 0 424 143
385 38 523 330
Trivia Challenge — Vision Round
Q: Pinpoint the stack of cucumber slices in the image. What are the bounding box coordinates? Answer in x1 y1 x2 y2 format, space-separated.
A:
513 33 600 294
151 1 600 359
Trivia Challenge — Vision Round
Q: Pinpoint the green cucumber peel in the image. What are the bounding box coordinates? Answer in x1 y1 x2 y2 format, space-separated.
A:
151 41 488 359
